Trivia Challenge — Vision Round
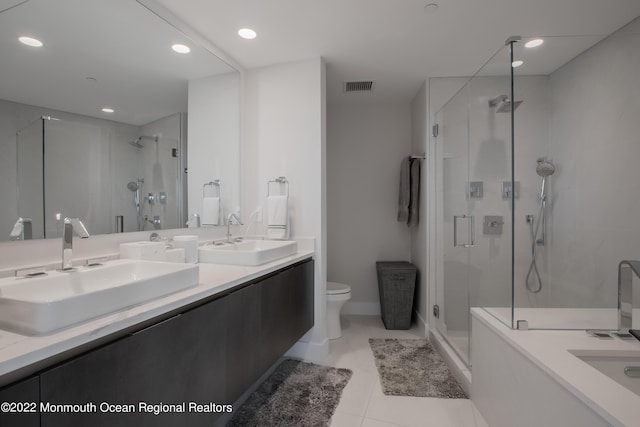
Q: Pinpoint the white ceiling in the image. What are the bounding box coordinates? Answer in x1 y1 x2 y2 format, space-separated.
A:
0 0 234 126
153 0 640 105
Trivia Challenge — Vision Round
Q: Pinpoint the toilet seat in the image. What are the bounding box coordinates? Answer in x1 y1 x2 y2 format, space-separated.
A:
327 281 351 295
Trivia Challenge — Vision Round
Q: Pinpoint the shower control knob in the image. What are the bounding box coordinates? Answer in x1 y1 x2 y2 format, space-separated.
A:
483 215 504 235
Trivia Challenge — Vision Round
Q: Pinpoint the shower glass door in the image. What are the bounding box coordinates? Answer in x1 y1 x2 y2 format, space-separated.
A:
434 44 516 366
434 83 474 365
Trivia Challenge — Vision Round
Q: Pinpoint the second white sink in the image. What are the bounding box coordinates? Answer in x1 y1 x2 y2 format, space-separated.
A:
199 239 297 266
0 259 199 336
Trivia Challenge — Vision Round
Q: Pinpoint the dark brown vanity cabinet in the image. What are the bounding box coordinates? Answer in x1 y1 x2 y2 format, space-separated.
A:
40 295 227 427
260 258 314 371
0 376 40 427
224 281 262 403
1 258 314 427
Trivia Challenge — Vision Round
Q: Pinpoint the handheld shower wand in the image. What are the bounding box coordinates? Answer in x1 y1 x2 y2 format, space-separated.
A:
127 178 144 231
526 159 555 293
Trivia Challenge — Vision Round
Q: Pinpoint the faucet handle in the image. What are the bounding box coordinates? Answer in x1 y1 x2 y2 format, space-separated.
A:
227 212 243 225
64 217 90 238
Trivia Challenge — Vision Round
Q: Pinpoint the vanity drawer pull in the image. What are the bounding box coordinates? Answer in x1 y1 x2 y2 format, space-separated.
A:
624 366 640 377
132 314 181 335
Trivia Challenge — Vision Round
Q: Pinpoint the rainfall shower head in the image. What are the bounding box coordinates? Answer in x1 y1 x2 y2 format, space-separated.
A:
127 181 139 192
488 94 522 113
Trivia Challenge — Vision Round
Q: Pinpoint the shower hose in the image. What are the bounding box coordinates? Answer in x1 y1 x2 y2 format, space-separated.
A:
525 201 545 293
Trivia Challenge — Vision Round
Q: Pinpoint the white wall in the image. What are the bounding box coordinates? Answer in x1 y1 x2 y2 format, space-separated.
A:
188 73 241 225
243 58 327 359
327 104 412 315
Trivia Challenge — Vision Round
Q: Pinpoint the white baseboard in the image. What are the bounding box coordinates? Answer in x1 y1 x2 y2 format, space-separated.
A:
285 337 329 363
342 302 380 316
414 309 430 338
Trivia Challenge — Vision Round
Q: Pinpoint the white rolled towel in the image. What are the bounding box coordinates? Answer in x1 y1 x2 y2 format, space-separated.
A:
202 197 220 225
267 195 288 239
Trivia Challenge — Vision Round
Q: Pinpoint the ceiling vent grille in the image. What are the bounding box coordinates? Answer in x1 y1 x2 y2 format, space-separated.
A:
344 80 375 93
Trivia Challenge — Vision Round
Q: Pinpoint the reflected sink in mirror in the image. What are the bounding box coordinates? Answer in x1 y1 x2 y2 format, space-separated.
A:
570 350 640 397
0 259 198 336
199 239 297 266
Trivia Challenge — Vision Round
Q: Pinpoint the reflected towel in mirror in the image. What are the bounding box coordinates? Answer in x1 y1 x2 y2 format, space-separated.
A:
202 197 220 225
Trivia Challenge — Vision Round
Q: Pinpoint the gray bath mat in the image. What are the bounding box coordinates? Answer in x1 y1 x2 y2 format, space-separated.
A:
368 338 467 398
227 359 353 426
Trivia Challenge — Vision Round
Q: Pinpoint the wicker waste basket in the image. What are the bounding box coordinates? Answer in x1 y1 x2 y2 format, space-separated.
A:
376 261 417 330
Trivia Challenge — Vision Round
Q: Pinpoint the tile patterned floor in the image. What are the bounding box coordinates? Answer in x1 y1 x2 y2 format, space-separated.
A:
318 316 488 427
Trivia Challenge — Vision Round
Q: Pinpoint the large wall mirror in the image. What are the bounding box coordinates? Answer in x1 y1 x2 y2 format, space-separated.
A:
0 0 240 242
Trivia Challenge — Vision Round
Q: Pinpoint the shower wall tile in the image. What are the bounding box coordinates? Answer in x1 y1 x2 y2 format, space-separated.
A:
546 17 640 309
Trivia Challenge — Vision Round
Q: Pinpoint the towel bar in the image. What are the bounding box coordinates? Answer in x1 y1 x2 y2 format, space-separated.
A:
203 180 221 198
267 176 289 197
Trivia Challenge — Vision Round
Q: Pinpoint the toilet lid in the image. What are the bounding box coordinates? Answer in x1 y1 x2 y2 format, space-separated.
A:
327 281 351 295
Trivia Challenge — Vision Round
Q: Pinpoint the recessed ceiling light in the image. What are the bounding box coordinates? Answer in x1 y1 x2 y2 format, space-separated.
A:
101 107 114 113
525 38 544 48
18 36 43 47
512 60 524 68
424 3 439 14
238 28 257 40
171 43 191 54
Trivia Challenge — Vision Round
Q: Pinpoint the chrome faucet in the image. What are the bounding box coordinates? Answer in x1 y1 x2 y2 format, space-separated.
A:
226 212 243 243
62 218 90 270
618 260 640 331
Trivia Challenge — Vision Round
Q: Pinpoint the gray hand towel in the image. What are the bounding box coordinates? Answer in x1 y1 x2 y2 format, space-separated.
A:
408 158 421 226
397 157 410 222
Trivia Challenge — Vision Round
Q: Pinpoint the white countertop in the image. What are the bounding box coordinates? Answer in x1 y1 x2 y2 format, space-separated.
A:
0 240 314 386
472 307 640 427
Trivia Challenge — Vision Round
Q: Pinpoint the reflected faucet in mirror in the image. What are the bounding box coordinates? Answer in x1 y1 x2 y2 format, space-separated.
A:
186 213 201 228
226 212 243 243
9 217 32 241
62 218 90 271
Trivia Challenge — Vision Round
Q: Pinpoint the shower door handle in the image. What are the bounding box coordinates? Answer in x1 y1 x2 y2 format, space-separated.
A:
454 215 475 248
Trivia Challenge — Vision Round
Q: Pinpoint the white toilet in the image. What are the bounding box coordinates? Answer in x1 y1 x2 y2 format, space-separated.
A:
326 281 351 339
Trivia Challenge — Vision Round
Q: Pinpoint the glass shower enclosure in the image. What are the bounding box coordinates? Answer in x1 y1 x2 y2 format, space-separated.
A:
432 16 640 366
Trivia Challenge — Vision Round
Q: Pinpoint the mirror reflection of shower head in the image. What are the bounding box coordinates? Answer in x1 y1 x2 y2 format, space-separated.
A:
126 181 139 192
488 94 522 112
128 135 158 148
129 138 144 148
127 178 144 208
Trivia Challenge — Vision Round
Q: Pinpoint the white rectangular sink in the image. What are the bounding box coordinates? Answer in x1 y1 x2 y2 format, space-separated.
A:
571 350 640 396
0 259 199 336
199 239 297 266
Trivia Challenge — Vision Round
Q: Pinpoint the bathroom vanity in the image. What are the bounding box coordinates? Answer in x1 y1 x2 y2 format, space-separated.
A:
0 254 314 426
